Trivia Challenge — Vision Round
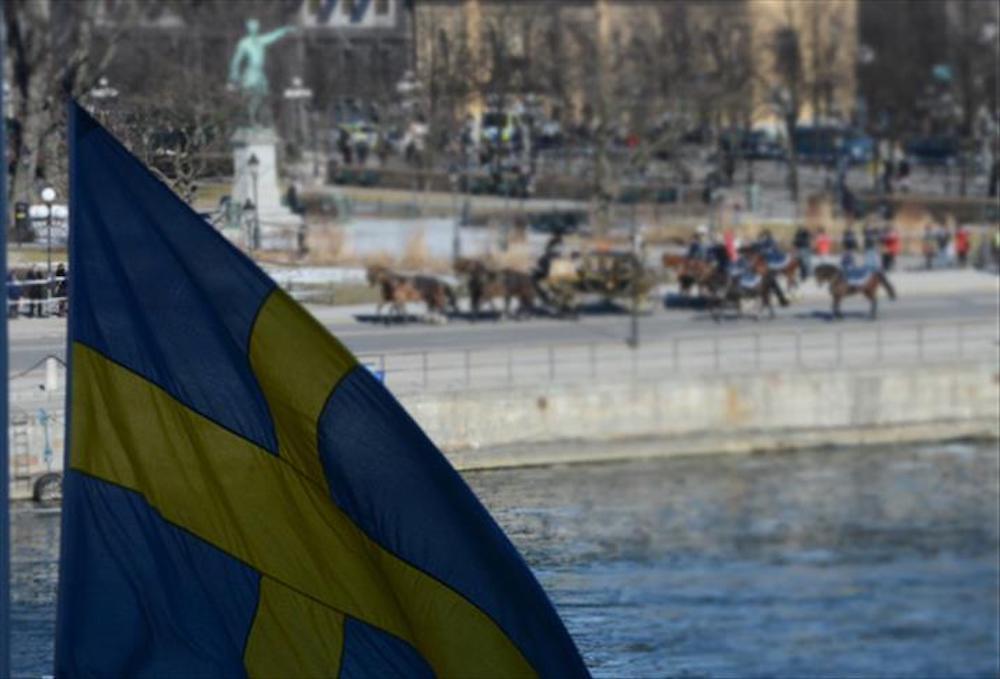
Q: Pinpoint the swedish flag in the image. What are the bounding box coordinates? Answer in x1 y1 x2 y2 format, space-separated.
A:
55 103 588 678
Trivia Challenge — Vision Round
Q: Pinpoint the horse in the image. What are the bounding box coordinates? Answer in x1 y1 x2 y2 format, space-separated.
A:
366 264 455 323
708 266 788 321
455 258 536 319
662 253 717 297
741 244 801 296
814 263 896 319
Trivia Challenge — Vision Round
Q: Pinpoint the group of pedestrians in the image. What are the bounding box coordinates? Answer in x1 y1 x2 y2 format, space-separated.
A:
920 223 972 270
835 222 902 272
6 264 68 319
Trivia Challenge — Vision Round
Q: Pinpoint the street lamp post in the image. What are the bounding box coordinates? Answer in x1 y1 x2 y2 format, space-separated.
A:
627 201 640 349
449 169 461 266
40 186 56 314
248 153 260 251
90 76 119 122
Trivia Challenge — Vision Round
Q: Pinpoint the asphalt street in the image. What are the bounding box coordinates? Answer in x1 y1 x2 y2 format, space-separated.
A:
10 286 997 373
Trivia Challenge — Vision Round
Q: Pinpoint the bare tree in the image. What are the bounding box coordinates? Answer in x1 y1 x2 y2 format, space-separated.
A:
770 24 803 203
4 0 137 205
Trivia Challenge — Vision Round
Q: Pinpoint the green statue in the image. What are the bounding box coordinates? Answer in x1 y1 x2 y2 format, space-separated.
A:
228 18 296 127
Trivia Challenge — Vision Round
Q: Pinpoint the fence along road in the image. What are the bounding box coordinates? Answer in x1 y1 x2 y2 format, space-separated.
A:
355 319 999 396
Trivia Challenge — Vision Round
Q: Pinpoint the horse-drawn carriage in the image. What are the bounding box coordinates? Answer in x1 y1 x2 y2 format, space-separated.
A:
537 249 655 315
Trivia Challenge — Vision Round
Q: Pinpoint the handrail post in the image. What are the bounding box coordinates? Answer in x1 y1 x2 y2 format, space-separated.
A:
464 349 471 387
421 351 428 389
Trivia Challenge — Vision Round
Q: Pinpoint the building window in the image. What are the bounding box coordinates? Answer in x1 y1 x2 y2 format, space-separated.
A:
375 0 389 15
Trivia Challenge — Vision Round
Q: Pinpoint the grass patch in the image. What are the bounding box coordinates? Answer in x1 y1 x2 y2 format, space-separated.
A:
297 282 380 307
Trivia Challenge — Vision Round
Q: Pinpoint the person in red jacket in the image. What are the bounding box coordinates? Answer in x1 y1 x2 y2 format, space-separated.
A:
955 225 971 268
881 224 901 271
723 227 738 264
814 227 831 257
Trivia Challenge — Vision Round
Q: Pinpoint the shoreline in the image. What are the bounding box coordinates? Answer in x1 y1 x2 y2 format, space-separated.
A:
449 426 1000 472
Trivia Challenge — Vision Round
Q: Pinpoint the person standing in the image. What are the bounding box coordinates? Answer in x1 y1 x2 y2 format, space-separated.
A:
793 225 812 279
26 268 42 318
922 224 937 270
881 224 901 271
6 271 21 319
935 224 951 267
955 225 971 268
863 221 881 269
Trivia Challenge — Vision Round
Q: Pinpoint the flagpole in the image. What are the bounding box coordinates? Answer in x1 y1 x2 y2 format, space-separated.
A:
0 1 13 674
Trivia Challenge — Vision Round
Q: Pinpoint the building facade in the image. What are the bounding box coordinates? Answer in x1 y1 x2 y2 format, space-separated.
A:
413 0 858 130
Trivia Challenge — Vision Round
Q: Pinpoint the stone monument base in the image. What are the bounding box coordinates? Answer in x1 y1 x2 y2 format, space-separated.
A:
230 126 302 252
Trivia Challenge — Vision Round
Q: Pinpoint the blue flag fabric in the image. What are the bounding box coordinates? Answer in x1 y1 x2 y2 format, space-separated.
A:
56 102 588 678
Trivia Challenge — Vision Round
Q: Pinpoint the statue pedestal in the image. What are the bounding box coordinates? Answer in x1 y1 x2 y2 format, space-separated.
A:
230 126 302 252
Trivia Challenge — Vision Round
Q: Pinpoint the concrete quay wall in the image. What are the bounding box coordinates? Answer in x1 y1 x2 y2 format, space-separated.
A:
400 361 1000 470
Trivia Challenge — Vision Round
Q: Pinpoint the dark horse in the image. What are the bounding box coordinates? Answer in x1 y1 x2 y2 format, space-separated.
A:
366 264 456 323
662 253 717 297
742 244 801 296
708 265 788 321
455 258 537 319
814 263 896 319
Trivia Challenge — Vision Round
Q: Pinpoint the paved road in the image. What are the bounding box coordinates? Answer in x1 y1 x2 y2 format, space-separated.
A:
10 287 997 373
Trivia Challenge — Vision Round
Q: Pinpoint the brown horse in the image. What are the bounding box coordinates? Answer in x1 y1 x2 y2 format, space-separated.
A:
742 246 801 295
455 258 536 319
366 264 455 323
709 265 788 321
814 263 896 319
662 253 718 297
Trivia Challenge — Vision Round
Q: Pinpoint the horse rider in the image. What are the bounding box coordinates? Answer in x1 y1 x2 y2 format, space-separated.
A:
862 221 881 270
708 231 732 274
757 228 776 252
841 226 859 268
793 225 812 279
531 231 564 302
686 226 709 261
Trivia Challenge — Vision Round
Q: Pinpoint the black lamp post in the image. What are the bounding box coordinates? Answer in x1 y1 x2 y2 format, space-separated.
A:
40 186 56 303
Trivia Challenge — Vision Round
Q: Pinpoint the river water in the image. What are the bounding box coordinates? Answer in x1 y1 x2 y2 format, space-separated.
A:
11 441 1000 677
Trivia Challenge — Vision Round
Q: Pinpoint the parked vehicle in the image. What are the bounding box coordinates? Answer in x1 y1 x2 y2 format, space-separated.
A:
528 210 587 235
905 136 959 166
718 129 786 161
793 126 873 165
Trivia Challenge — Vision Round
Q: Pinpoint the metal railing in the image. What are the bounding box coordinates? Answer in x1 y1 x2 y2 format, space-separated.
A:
355 319 999 396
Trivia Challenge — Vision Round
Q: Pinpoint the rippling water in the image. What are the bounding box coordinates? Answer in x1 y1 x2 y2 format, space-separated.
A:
11 441 1000 677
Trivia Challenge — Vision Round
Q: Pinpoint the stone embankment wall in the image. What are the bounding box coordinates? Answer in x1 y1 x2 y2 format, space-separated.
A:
401 361 1000 470
9 360 998 499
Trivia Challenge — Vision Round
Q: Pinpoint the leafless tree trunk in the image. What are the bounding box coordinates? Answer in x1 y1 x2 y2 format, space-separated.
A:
5 0 135 205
